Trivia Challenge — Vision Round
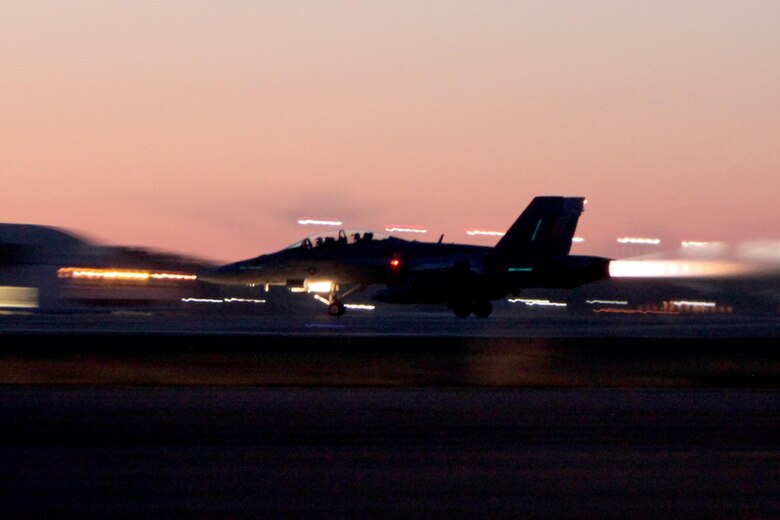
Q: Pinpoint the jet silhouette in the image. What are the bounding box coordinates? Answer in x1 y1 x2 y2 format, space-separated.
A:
200 196 611 317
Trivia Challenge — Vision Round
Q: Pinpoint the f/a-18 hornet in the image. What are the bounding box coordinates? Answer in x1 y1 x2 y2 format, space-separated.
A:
200 196 611 317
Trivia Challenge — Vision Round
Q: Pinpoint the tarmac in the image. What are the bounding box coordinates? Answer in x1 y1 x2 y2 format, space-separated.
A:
0 311 778 386
1 310 779 516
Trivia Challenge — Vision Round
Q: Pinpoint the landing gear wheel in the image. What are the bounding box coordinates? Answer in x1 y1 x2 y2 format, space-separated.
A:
328 302 346 317
473 300 493 318
450 301 472 318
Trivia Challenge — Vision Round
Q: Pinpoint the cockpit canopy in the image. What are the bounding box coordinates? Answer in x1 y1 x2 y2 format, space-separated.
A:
285 229 395 250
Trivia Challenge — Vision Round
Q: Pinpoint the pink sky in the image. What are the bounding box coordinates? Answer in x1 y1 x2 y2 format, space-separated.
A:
2 1 779 262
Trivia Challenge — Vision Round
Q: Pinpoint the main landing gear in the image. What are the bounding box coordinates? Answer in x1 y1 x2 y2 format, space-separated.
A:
321 283 366 317
448 299 493 318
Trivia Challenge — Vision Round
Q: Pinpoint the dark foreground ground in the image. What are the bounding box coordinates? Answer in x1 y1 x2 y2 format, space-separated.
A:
1 387 779 517
1 312 779 516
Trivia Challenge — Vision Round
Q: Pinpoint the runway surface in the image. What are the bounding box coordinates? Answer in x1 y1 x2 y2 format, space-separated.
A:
1 387 779 517
1 311 778 515
3 309 780 338
1 311 779 387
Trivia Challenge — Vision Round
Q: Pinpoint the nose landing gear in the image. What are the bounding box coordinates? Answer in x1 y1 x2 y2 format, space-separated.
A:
328 302 346 316
314 283 367 317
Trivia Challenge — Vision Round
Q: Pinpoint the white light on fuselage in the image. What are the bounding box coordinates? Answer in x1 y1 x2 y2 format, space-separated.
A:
306 281 334 293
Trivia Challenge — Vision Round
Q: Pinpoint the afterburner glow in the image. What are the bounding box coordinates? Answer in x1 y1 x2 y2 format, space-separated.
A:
609 260 752 278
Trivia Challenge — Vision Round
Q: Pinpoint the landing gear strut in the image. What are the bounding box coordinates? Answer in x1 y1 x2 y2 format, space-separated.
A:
326 284 346 316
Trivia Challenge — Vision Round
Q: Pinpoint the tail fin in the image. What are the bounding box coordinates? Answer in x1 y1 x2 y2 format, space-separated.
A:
494 196 585 259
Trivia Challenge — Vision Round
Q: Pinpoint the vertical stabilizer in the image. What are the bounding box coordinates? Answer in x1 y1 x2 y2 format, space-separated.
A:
494 196 585 259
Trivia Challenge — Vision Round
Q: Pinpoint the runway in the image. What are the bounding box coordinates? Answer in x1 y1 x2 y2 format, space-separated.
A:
3 309 780 338
1 311 779 386
1 311 778 515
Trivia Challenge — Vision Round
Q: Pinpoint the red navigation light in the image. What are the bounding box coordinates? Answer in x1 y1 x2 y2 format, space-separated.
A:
389 258 401 269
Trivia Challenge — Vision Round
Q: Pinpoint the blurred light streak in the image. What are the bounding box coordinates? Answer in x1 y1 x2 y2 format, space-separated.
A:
680 241 727 257
508 298 567 307
586 299 628 305
61 268 149 281
466 230 505 237
59 267 196 282
617 237 661 245
572 237 585 243
181 297 266 304
150 273 198 280
662 300 731 313
669 300 716 308
738 240 780 262
609 260 752 278
384 226 427 234
297 218 343 226
311 294 374 310
0 286 38 308
304 323 346 329
593 308 679 315
681 241 724 248
313 294 331 305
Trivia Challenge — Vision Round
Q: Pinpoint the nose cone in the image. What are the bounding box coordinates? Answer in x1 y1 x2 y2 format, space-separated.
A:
198 265 236 285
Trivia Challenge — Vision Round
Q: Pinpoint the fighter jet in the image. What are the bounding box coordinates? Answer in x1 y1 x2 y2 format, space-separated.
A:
199 196 611 317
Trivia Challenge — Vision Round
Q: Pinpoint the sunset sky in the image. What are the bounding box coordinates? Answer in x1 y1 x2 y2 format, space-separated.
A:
2 1 778 262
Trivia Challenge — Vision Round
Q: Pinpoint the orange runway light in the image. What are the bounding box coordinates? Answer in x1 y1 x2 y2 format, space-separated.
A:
58 267 197 282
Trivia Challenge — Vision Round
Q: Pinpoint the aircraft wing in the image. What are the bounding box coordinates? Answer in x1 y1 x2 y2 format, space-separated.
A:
401 258 488 275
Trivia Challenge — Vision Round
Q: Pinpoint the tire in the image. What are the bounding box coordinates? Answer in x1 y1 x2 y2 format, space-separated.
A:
328 303 345 317
450 300 472 318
